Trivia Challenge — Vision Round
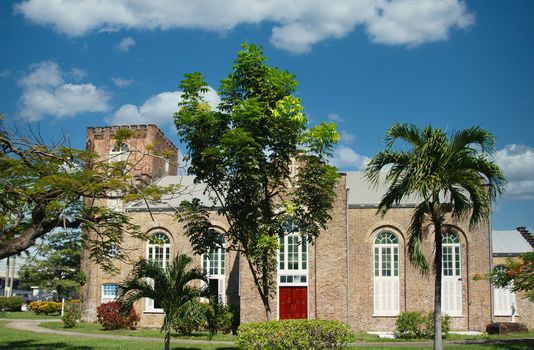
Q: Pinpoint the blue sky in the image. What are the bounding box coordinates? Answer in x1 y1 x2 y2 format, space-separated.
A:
1 0 533 231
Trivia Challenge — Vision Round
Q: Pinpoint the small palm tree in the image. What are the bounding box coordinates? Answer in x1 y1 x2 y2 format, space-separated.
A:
365 124 505 350
117 254 207 350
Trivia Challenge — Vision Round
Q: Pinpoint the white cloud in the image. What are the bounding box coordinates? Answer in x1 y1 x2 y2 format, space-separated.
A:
112 77 133 87
327 113 344 123
495 144 534 200
18 61 110 121
15 0 475 54
0 69 11 78
330 145 370 170
340 130 355 144
109 87 220 128
115 36 136 52
69 67 87 80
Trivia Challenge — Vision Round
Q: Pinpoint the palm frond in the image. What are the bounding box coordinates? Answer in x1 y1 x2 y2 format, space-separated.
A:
407 202 430 273
450 126 496 155
384 123 423 149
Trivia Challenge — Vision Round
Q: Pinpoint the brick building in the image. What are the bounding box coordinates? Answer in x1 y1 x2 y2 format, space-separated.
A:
492 228 534 328
81 125 532 331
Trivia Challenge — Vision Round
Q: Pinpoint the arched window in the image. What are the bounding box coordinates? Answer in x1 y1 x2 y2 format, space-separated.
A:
110 142 129 154
146 232 171 311
279 221 308 285
493 265 516 316
202 236 226 303
373 231 400 316
147 232 171 268
442 232 462 316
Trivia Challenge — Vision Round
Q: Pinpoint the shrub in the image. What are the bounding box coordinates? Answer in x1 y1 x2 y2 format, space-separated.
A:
96 301 140 330
395 311 450 339
204 302 235 336
0 296 24 311
236 319 353 350
62 300 81 328
28 301 62 315
174 299 206 335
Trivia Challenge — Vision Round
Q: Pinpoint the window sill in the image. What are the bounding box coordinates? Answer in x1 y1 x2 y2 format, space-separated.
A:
144 310 164 314
372 314 399 318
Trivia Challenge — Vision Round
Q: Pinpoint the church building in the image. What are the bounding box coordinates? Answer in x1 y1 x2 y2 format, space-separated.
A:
81 124 532 332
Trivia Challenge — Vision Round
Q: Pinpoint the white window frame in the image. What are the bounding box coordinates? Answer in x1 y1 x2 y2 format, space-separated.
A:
493 265 517 316
101 284 118 303
202 241 226 304
278 231 308 287
145 232 171 312
373 231 400 316
441 232 463 316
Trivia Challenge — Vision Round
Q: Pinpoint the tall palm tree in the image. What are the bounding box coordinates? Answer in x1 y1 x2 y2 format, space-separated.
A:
117 254 207 350
365 124 505 350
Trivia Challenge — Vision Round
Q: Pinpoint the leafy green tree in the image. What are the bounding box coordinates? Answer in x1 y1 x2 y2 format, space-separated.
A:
365 124 505 350
0 116 173 269
117 254 207 350
19 229 85 300
491 252 534 302
174 43 339 320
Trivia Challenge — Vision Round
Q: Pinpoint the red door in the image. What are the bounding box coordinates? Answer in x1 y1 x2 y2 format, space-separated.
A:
279 287 307 319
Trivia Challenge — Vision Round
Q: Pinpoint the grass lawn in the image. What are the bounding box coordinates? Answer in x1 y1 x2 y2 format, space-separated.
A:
351 331 534 343
1 321 533 350
0 321 236 350
41 321 235 341
0 311 60 320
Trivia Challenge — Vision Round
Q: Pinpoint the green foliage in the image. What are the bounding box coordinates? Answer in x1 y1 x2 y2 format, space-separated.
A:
0 296 24 311
61 300 81 328
29 301 61 315
174 43 339 317
173 299 206 335
235 319 353 350
491 252 534 302
395 311 450 339
0 116 173 269
19 229 85 300
203 302 235 337
117 254 207 350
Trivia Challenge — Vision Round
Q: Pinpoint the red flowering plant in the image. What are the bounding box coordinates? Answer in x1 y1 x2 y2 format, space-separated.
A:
96 301 140 330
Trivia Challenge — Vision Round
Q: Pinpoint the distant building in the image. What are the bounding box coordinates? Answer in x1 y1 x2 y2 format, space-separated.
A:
492 228 534 328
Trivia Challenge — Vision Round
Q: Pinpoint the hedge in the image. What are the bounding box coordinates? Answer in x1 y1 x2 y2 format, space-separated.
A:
29 301 62 315
236 319 353 350
0 296 24 311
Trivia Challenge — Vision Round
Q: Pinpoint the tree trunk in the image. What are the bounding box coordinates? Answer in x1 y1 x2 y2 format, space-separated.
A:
164 331 170 350
434 224 443 350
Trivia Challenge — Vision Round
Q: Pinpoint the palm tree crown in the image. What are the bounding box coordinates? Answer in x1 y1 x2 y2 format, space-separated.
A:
365 123 505 271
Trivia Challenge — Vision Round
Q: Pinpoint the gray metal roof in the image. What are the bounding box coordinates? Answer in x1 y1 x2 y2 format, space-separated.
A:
126 175 217 211
345 171 421 207
492 230 533 255
128 171 423 211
